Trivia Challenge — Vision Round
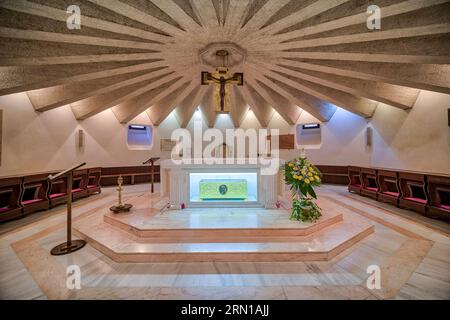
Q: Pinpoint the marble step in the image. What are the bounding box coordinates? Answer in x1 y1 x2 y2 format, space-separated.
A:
103 208 343 239
73 215 374 262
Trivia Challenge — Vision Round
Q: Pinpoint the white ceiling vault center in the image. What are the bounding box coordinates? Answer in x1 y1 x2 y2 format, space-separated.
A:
0 0 449 128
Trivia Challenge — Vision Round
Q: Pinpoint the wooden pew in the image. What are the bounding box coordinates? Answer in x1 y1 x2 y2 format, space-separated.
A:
21 173 49 215
377 169 400 206
0 177 23 222
72 169 89 200
427 174 450 221
398 172 428 214
348 166 362 194
87 168 101 195
48 175 68 208
1 167 102 223
360 168 378 200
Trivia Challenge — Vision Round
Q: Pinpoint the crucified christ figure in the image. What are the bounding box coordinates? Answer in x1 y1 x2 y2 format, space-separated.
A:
201 69 243 112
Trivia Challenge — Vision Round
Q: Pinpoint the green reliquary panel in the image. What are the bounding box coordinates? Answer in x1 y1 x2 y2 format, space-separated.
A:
199 179 248 200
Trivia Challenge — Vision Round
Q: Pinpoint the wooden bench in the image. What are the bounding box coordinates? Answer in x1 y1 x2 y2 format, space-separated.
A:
21 173 49 215
0 177 23 222
377 169 400 206
0 167 105 223
398 172 428 215
427 174 450 221
48 175 68 208
348 166 362 194
87 168 101 195
72 169 89 200
360 168 378 200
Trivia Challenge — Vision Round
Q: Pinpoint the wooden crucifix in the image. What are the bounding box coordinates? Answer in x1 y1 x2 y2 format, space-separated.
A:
201 67 243 113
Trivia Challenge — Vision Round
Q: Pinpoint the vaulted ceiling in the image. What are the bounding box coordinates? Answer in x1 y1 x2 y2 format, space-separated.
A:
0 0 449 127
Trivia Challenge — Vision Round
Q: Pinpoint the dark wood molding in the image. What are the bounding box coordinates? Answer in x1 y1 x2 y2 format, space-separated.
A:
315 165 349 185
100 166 161 186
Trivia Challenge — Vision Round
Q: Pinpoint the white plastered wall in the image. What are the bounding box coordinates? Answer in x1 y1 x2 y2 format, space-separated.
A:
0 90 449 176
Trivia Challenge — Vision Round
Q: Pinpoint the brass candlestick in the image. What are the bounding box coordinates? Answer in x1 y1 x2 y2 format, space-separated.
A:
109 175 133 213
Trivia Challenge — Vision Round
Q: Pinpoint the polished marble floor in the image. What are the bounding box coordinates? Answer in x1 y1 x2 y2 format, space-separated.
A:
0 184 449 300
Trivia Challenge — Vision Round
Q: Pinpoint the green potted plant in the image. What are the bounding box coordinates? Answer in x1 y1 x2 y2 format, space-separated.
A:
284 155 322 222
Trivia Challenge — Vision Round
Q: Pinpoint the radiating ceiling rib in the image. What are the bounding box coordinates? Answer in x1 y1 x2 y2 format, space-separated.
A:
27 67 168 112
281 59 450 94
88 0 187 38
146 82 195 126
222 0 251 40
71 70 181 120
198 85 218 128
0 0 171 43
229 86 249 128
245 65 337 122
252 0 450 45
236 0 291 40
150 0 203 33
0 60 166 96
260 62 420 109
250 64 377 118
173 85 209 128
239 82 273 128
269 51 450 64
0 0 447 124
0 53 163 66
241 0 349 45
190 0 221 30
255 24 450 51
245 74 301 125
0 27 163 51
113 71 199 123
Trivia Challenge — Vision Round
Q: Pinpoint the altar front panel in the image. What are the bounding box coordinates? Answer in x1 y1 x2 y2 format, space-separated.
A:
160 160 281 209
190 172 258 203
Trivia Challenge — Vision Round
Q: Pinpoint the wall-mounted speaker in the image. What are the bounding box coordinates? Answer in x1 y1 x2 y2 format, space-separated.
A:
448 108 450 127
366 127 373 147
78 129 84 149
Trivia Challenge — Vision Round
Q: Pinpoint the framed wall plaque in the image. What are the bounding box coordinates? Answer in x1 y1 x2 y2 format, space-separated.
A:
160 138 177 152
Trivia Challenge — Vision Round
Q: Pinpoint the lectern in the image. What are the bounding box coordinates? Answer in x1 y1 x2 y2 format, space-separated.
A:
143 157 160 193
48 162 87 256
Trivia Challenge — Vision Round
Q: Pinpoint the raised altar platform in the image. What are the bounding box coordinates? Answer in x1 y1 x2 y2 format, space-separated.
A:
73 197 374 263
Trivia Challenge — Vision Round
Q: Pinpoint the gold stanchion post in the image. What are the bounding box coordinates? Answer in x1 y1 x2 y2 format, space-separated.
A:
50 163 87 256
